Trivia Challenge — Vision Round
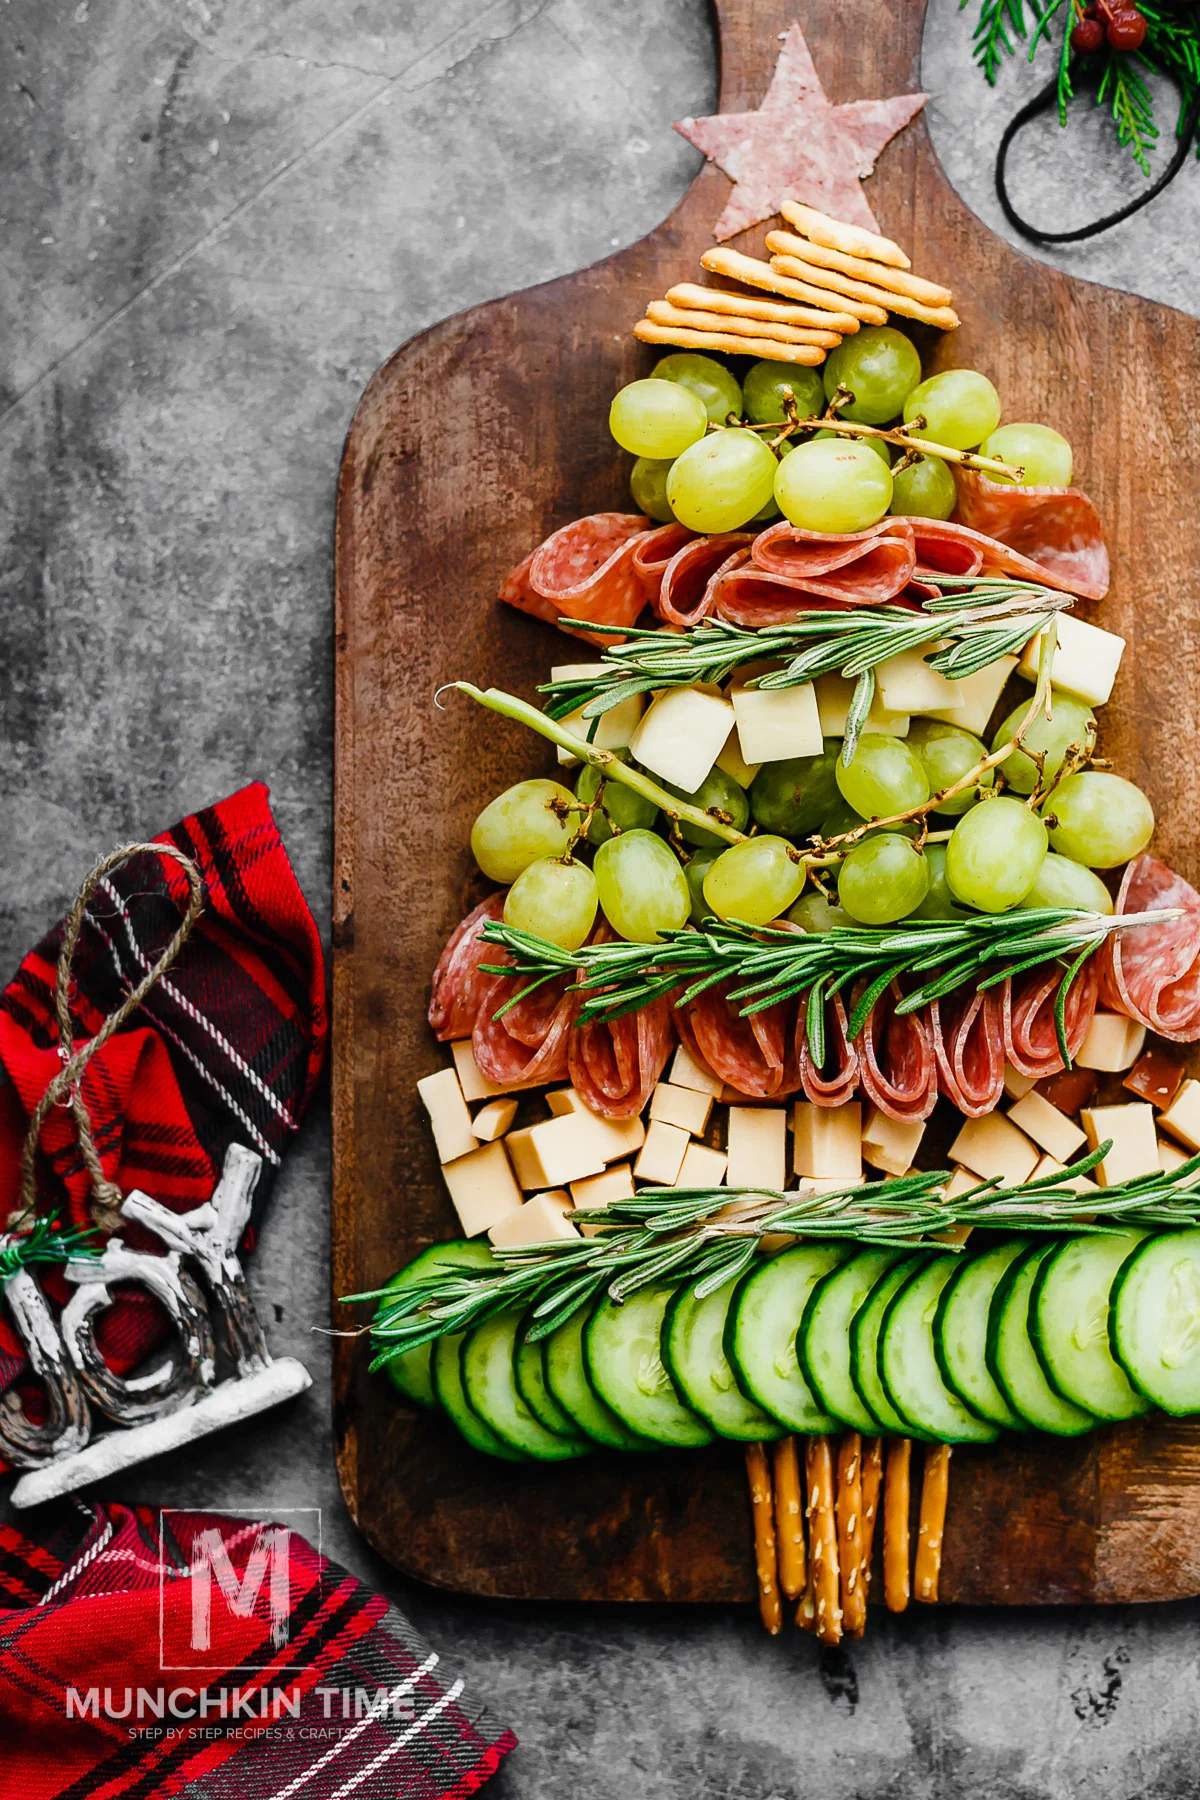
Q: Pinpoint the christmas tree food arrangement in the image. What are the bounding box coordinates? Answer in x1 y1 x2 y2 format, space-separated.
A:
347 204 1200 1643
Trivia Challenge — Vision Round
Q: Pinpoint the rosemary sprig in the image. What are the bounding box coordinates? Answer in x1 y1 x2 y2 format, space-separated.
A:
0 1216 98 1281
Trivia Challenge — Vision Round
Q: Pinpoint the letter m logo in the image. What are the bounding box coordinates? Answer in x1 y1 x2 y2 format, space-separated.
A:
189 1525 291 1652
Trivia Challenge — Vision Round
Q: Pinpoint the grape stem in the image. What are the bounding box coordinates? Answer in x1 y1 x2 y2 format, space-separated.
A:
738 404 1025 481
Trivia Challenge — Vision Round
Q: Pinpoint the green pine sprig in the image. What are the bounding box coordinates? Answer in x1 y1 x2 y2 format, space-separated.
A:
0 1215 98 1281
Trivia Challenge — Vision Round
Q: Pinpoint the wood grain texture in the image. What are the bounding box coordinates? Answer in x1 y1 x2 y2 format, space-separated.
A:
333 0 1200 1603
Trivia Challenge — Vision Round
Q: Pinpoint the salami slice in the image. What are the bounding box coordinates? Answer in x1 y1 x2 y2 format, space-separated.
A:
471 967 575 1088
655 534 755 627
950 469 1109 600
797 989 859 1107
855 980 939 1121
1003 956 1100 1079
750 519 916 601
568 996 677 1119
1098 856 1200 1042
677 982 800 1100
632 522 695 603
428 893 507 1041
712 568 879 628
499 512 650 640
930 985 1005 1118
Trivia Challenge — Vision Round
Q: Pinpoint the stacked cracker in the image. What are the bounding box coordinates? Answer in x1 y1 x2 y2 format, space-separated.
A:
633 202 959 367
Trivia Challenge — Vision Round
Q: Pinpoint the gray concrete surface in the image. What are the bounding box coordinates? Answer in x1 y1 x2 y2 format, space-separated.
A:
2 2 1199 1794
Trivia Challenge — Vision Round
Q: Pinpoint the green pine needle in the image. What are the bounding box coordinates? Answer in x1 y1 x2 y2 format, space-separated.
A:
0 1216 98 1280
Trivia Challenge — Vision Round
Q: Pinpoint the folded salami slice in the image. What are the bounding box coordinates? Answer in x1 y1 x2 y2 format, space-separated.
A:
428 892 507 1041
677 982 800 1100
949 469 1109 600
930 985 1006 1118
472 966 575 1088
1003 956 1100 1079
797 989 859 1107
499 512 650 640
568 996 677 1119
750 519 916 601
710 568 872 628
632 522 695 603
856 980 939 1121
1098 856 1200 1042
655 533 755 627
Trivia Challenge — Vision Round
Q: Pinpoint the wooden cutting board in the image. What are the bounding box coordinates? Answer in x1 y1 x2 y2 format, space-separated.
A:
332 0 1200 1604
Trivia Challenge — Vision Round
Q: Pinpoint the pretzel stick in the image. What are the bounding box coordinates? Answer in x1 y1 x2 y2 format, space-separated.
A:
646 298 842 349
701 247 888 325
779 200 910 269
745 1441 782 1635
766 228 952 306
666 280 861 335
768 255 960 331
772 1435 806 1600
835 1433 867 1638
914 1443 953 1603
633 319 826 365
859 1435 884 1604
883 1437 912 1613
805 1434 842 1645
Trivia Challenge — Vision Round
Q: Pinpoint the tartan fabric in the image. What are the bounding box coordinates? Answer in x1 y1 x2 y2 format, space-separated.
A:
0 1504 516 1798
0 783 327 1395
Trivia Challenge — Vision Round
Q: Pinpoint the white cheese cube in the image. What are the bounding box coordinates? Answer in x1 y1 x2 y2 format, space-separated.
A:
649 1082 713 1136
629 684 734 793
1080 1102 1159 1186
726 1107 788 1189
1159 1136 1191 1173
570 1164 636 1208
1075 1011 1146 1073
716 727 761 789
505 1115 608 1190
1017 612 1125 708
861 1107 926 1177
1032 1153 1099 1196
451 1038 506 1102
949 1112 1040 1185
472 1097 518 1142
875 648 963 716
488 1190 579 1247
1159 1078 1200 1153
1006 1091 1087 1164
815 673 909 738
922 656 1017 736
441 1140 523 1236
793 1101 862 1180
543 1090 643 1158
551 664 644 765
1002 1061 1037 1102
730 667 822 765
416 1067 477 1165
676 1142 728 1188
669 1042 725 1098
634 1119 691 1185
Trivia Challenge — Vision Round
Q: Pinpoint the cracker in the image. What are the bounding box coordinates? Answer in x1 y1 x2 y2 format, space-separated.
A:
646 299 842 349
666 281 860 335
633 317 826 365
769 255 959 331
780 200 910 270
766 229 953 307
700 247 888 326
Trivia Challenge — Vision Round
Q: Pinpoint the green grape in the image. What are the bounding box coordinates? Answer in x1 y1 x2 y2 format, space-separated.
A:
743 360 824 425
990 691 1096 796
685 851 719 923
703 836 805 925
594 829 690 943
630 456 676 523
1040 772 1154 870
981 422 1073 488
749 747 842 839
815 428 893 465
1018 851 1113 915
503 857 598 950
787 889 852 932
908 719 992 816
664 765 750 848
822 326 922 425
652 352 742 426
837 833 930 925
819 799 867 840
471 778 576 882
575 753 658 846
609 378 707 459
667 428 778 532
903 369 1002 450
889 454 956 520
835 733 929 820
945 796 1047 912
774 439 892 534
911 843 965 920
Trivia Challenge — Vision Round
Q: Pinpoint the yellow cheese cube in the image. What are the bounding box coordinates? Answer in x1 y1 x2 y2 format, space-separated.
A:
1080 1102 1159 1186
726 1107 788 1189
570 1164 636 1235
543 1091 644 1158
815 673 909 738
472 1097 517 1142
649 1082 713 1136
943 1165 983 1201
634 1119 691 1185
922 655 1017 736
861 1108 925 1177
1006 1091 1087 1164
629 684 735 792
676 1141 728 1188
800 1174 860 1195
416 1067 477 1165
1002 1061 1037 1102
933 1223 976 1250
949 1112 1040 1185
1158 1078 1200 1153
551 664 644 765
1075 1011 1146 1073
1017 612 1125 708
716 727 761 790
793 1101 862 1180
669 1042 724 1098
1159 1136 1191 1173
730 667 822 765
505 1115 608 1190
546 1087 587 1117
875 648 963 716
488 1190 579 1247
1032 1153 1099 1196
441 1140 524 1236
451 1038 506 1102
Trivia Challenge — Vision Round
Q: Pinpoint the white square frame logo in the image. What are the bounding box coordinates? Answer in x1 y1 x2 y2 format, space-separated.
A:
158 1506 322 1673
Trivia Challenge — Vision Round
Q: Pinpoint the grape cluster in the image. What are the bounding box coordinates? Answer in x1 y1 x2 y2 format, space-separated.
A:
1071 1 1147 53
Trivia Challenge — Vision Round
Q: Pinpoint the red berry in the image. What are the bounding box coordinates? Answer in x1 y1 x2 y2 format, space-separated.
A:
1107 9 1147 45
1071 15 1106 48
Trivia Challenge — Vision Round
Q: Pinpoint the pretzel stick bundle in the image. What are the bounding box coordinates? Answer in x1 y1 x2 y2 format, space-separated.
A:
765 229 953 308
779 200 911 270
836 1433 867 1639
666 280 862 336
646 299 842 349
701 246 888 325
859 1436 884 1606
772 1435 807 1601
745 1441 783 1635
768 252 960 332
914 1443 953 1604
803 1435 842 1645
883 1438 913 1613
633 318 826 365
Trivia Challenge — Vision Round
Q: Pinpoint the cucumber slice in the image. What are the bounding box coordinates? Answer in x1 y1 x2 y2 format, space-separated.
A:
514 1306 588 1440
798 1248 905 1432
850 1253 931 1437
986 1243 1095 1437
726 1244 851 1432
1111 1229 1200 1413
934 1240 1031 1430
662 1280 785 1441
432 1329 527 1461
373 1238 495 1410
585 1285 716 1448
461 1309 590 1461
543 1308 652 1451
1031 1230 1152 1422
878 1255 1001 1443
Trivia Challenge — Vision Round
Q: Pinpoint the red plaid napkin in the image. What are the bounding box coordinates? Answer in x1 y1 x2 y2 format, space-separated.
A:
0 1503 516 1798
